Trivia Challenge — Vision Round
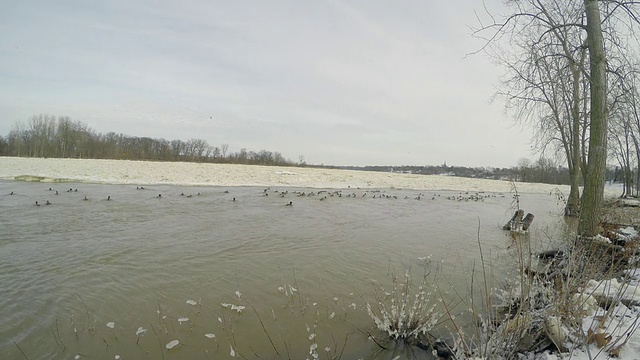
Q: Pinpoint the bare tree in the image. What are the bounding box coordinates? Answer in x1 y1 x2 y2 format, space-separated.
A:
5 117 297 167
627 74 640 195
475 0 640 236
219 143 228 159
7 122 26 156
608 66 640 197
486 0 588 216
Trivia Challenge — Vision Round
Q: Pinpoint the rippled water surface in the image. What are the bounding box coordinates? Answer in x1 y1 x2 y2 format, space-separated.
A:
0 180 570 359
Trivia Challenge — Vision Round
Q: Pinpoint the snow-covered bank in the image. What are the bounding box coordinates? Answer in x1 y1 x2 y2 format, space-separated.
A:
543 267 640 359
0 157 602 195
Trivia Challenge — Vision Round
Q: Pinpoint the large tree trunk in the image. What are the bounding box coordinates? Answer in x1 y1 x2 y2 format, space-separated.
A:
578 0 608 237
635 138 640 197
565 52 585 217
566 160 581 216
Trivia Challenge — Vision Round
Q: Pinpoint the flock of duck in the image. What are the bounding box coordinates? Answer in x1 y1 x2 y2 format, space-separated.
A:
257 187 503 205
5 185 503 207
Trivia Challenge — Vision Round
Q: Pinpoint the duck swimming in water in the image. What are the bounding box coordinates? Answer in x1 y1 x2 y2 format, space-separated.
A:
285 201 293 206
45 200 51 205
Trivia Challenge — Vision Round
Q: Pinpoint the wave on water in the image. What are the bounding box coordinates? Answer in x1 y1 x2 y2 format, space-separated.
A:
13 175 74 183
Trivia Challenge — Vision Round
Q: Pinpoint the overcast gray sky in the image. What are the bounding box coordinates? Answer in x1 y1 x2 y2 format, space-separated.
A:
0 0 533 167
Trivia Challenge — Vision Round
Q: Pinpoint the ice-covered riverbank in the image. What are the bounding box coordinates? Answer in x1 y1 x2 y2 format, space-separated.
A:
0 157 592 195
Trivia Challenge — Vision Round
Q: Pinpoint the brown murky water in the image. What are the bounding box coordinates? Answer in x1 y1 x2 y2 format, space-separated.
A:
0 180 570 359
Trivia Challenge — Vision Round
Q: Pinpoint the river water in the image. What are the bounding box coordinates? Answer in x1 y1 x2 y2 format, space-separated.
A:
0 180 570 359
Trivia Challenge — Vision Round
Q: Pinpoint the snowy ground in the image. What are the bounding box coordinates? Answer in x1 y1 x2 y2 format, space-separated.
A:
540 267 640 360
516 223 640 360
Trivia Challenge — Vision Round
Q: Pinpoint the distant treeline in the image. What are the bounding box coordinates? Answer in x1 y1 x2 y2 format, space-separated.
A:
325 157 618 186
0 114 299 166
0 114 618 187
324 161 572 185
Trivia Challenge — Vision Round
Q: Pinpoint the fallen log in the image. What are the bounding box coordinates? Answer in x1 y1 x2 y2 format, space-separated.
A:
410 333 454 359
538 250 563 260
503 209 524 230
522 213 535 231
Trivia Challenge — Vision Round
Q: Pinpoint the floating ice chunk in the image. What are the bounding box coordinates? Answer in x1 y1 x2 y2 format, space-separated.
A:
328 312 335 319
186 299 197 305
235 290 242 299
277 286 284 292
106 322 115 329
230 344 236 357
178 317 189 324
332 297 338 302
309 333 316 340
136 327 147 336
349 303 356 309
221 303 245 312
218 317 223 323
166 340 179 349
75 356 80 360
325 347 331 352
205 333 216 339
115 356 120 360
